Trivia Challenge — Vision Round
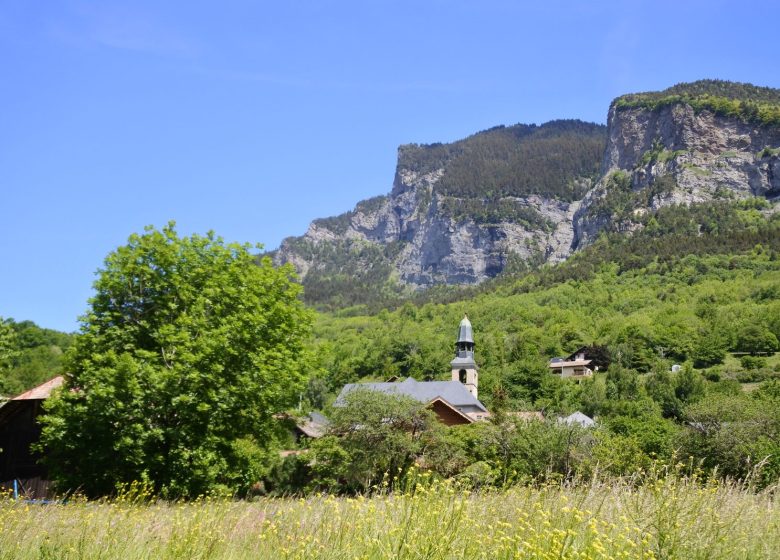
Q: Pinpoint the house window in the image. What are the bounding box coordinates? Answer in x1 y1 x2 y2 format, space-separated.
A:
459 369 467 383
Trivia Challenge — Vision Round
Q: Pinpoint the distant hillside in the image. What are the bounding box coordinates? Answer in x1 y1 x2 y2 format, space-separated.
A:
0 319 74 397
308 198 780 409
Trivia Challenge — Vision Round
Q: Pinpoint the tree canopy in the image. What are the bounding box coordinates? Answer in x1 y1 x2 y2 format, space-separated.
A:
39 223 313 497
0 318 73 397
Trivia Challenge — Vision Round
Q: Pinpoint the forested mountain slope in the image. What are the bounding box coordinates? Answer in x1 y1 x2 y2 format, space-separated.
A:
307 198 780 408
296 197 780 490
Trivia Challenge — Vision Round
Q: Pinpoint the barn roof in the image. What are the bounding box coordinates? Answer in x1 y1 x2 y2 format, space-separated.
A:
296 411 330 438
10 376 64 401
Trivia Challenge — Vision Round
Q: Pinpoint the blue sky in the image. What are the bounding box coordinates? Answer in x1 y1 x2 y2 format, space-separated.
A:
1 0 779 332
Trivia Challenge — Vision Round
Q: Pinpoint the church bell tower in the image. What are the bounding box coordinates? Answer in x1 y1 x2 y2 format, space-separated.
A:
451 314 478 398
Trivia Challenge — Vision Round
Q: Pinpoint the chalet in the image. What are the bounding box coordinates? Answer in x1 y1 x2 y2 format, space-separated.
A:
0 376 63 498
336 315 489 425
549 347 594 379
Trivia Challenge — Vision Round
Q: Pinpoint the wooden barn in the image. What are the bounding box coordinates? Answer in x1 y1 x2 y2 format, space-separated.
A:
0 376 62 498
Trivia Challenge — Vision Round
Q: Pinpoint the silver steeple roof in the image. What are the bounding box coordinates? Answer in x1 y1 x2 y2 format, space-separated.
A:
456 314 474 344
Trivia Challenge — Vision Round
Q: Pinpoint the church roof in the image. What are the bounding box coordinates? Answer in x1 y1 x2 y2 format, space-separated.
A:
336 377 487 412
456 315 474 344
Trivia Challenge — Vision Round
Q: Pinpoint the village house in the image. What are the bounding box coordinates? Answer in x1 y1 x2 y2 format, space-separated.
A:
549 347 595 379
336 315 489 425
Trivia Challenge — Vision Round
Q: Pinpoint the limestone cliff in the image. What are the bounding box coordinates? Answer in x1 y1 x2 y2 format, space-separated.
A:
274 121 604 304
574 84 780 246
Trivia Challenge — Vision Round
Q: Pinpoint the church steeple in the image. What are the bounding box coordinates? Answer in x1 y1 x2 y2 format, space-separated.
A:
451 314 478 398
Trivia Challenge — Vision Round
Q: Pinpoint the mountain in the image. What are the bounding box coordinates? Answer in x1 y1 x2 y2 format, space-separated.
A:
575 80 780 246
274 120 606 309
275 80 780 310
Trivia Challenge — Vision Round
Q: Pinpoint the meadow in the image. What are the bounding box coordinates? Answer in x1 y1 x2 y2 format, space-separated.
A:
1 471 778 560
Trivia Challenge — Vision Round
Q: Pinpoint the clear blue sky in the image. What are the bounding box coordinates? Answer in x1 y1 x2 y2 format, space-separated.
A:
1 0 778 333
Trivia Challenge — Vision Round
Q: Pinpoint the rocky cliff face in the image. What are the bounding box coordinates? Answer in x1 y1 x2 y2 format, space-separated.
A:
277 165 584 289
274 84 780 306
574 100 780 247
274 121 604 300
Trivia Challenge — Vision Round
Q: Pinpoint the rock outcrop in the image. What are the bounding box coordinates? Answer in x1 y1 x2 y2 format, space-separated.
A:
277 165 586 289
573 101 780 247
274 121 605 296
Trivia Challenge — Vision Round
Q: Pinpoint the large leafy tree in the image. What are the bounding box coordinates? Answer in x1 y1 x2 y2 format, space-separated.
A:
39 223 312 497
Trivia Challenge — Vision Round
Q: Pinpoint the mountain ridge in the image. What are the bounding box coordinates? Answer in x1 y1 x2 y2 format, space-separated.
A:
274 80 780 310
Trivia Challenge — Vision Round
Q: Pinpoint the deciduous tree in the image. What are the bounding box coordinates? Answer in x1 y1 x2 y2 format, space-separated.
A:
39 223 312 497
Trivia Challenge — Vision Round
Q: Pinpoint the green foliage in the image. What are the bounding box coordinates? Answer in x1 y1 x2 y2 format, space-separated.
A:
438 197 553 230
740 355 767 370
0 318 74 397
734 324 780 355
523 200 780 291
38 223 313 498
0 318 18 372
276 237 409 312
399 120 606 202
691 326 728 368
681 391 780 485
584 170 678 226
638 138 687 167
613 80 780 126
282 390 442 493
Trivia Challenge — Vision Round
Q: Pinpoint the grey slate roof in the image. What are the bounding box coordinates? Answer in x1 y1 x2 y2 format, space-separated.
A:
336 377 487 412
559 411 596 428
296 411 330 438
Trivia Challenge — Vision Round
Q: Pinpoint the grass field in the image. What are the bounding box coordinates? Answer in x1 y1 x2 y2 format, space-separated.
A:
1 470 778 560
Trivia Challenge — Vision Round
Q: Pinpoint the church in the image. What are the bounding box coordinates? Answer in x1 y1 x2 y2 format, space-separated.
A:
336 315 489 425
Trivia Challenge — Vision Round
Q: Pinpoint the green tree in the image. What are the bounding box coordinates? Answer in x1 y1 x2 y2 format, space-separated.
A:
681 393 780 485
646 369 683 419
0 319 73 397
39 223 312 497
734 324 780 355
691 327 728 368
326 389 440 491
674 364 705 406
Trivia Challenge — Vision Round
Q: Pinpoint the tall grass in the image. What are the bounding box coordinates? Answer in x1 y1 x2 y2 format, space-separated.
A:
0 471 777 559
